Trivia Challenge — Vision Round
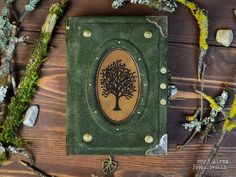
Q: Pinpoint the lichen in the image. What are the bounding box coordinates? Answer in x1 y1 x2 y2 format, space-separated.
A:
25 0 41 12
148 0 177 12
177 0 208 51
50 0 68 16
0 0 17 53
196 90 221 111
176 0 208 79
112 0 125 9
223 118 236 132
185 108 201 122
112 0 177 12
0 143 7 163
0 16 12 53
0 86 7 103
183 119 202 132
229 95 236 119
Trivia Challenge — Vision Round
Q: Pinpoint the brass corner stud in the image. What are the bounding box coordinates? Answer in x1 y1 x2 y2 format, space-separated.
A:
83 29 92 38
160 99 167 106
83 133 92 142
145 135 154 144
160 83 167 89
144 31 152 39
160 67 167 74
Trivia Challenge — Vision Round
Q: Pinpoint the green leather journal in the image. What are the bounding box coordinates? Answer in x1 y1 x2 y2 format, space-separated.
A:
66 16 168 155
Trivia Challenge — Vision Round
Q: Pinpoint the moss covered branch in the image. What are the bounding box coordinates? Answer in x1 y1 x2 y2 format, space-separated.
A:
0 0 68 162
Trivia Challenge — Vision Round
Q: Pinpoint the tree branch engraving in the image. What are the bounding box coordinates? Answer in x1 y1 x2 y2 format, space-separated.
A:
100 59 137 111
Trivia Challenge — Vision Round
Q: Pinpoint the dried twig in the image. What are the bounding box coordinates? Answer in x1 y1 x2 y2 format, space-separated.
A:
177 130 198 150
195 131 227 177
18 160 54 177
7 146 33 165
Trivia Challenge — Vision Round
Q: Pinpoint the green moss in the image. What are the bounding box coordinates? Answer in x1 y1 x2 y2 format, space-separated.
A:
0 151 7 163
0 1 67 164
50 0 68 16
0 32 51 147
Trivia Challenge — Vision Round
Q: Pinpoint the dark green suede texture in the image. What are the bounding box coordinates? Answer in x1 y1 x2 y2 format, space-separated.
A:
66 16 168 155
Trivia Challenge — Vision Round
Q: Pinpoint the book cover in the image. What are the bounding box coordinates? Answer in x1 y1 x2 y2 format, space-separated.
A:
66 16 168 155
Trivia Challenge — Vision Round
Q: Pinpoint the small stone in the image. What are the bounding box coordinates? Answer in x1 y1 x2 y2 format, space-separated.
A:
169 85 178 96
23 105 39 127
216 29 233 47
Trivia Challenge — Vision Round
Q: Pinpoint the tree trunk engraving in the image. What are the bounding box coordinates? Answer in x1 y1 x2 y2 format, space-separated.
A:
100 59 137 111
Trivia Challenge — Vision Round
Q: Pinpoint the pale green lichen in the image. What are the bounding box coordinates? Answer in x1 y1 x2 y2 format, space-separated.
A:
6 0 15 4
0 143 7 163
148 0 177 12
25 0 41 12
183 119 202 132
50 0 68 16
112 0 125 9
0 86 7 103
1 7 9 17
112 0 177 12
0 16 12 53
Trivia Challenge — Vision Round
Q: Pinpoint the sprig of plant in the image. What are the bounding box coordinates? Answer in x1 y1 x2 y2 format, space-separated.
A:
0 0 68 163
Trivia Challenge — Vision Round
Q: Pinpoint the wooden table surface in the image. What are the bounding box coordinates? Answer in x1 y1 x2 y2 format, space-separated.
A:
1 0 236 177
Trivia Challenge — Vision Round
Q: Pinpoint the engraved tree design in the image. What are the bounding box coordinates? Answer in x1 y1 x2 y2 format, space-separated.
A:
100 59 137 111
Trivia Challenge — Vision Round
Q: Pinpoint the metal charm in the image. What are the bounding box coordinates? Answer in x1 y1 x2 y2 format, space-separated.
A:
102 155 118 175
145 134 167 155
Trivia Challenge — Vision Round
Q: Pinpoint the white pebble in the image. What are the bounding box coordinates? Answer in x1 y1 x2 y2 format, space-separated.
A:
23 105 39 127
216 29 233 47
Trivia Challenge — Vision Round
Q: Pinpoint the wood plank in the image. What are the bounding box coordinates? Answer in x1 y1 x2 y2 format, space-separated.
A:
1 0 236 177
15 32 236 83
3 0 236 47
1 144 236 177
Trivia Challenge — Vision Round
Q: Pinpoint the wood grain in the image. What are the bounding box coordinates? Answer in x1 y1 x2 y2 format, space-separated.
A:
0 0 236 177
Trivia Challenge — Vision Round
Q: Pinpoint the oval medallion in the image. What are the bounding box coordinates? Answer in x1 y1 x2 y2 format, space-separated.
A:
97 48 141 123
